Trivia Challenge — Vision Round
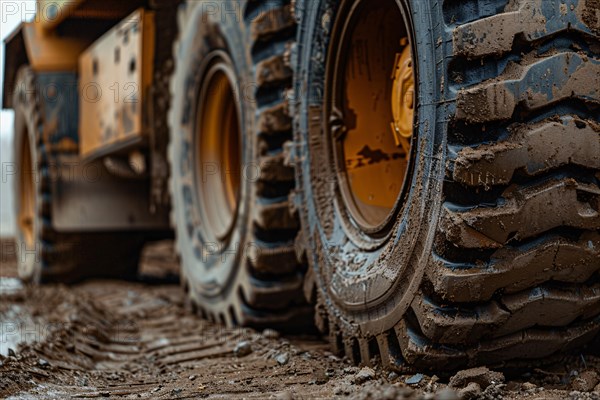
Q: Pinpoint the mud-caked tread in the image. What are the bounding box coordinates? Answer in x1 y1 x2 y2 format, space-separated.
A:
452 116 600 187
13 67 145 283
249 0 303 280
441 177 600 249
247 240 298 276
422 0 600 369
397 315 600 369
412 282 600 345
452 0 600 59
169 0 308 331
428 232 600 302
456 52 600 124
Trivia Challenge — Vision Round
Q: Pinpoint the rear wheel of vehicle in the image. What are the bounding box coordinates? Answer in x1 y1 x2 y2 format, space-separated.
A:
13 67 146 283
293 0 600 370
168 0 311 330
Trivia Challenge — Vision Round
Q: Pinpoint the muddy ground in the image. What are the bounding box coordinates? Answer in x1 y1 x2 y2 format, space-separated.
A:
0 239 599 400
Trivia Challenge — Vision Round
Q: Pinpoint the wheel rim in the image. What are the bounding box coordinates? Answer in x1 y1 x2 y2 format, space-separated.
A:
195 57 242 243
18 131 35 249
329 0 416 232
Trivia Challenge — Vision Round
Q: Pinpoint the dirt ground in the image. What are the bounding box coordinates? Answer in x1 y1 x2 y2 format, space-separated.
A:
1 239 599 400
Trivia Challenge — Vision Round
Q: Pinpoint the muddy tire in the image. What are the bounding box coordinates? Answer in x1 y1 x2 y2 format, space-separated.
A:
293 0 600 369
13 67 146 283
168 0 311 330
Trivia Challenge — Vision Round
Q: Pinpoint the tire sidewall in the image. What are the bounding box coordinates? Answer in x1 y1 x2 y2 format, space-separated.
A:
295 0 448 334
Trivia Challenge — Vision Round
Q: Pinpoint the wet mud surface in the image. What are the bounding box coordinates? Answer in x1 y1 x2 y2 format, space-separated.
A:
1 239 599 399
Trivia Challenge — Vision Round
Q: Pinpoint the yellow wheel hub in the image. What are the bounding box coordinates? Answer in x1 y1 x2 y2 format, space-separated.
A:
19 132 35 249
391 41 415 156
195 60 241 242
331 0 416 231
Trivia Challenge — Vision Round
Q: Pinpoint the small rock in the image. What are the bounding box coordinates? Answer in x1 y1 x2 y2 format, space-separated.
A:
344 366 359 375
171 388 182 396
387 371 399 381
354 367 376 384
106 373 119 381
7 349 16 357
311 368 328 384
435 388 460 400
571 370 599 392
333 385 347 395
234 341 252 357
262 329 280 339
276 352 290 365
406 373 424 385
595 383 600 393
37 359 50 368
458 382 482 400
189 375 197 381
309 368 329 385
521 382 536 391
151 386 162 393
449 367 504 390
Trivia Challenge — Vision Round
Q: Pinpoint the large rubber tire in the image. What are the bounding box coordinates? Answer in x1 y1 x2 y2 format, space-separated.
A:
13 67 146 283
168 0 311 330
293 0 600 370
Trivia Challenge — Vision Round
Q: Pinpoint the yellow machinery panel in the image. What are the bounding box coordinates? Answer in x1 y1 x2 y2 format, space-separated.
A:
79 8 155 158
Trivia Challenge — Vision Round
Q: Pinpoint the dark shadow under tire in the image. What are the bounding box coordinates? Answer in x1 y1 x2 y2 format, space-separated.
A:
293 0 600 371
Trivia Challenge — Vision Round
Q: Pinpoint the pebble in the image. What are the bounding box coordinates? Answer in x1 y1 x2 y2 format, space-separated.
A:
344 366 359 375
449 367 504 389
521 382 536 391
311 368 328 384
7 349 16 357
276 352 290 365
387 371 399 381
406 373 424 385
188 375 196 381
37 358 50 368
262 329 280 340
234 341 252 357
353 367 376 384
457 382 482 400
571 370 599 392
333 385 347 395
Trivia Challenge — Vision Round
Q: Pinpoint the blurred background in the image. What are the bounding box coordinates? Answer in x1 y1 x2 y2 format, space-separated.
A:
1 4 26 237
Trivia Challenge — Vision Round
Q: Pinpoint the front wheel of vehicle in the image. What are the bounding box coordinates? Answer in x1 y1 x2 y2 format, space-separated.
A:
293 0 600 370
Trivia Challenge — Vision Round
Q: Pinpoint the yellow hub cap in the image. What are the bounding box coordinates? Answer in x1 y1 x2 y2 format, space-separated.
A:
332 0 416 231
195 61 241 242
19 133 35 249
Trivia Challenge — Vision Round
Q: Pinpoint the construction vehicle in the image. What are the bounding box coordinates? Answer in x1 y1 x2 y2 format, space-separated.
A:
4 0 599 370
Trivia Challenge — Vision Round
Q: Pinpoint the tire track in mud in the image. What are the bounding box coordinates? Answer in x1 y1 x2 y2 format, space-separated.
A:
1 240 599 399
0 279 339 399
